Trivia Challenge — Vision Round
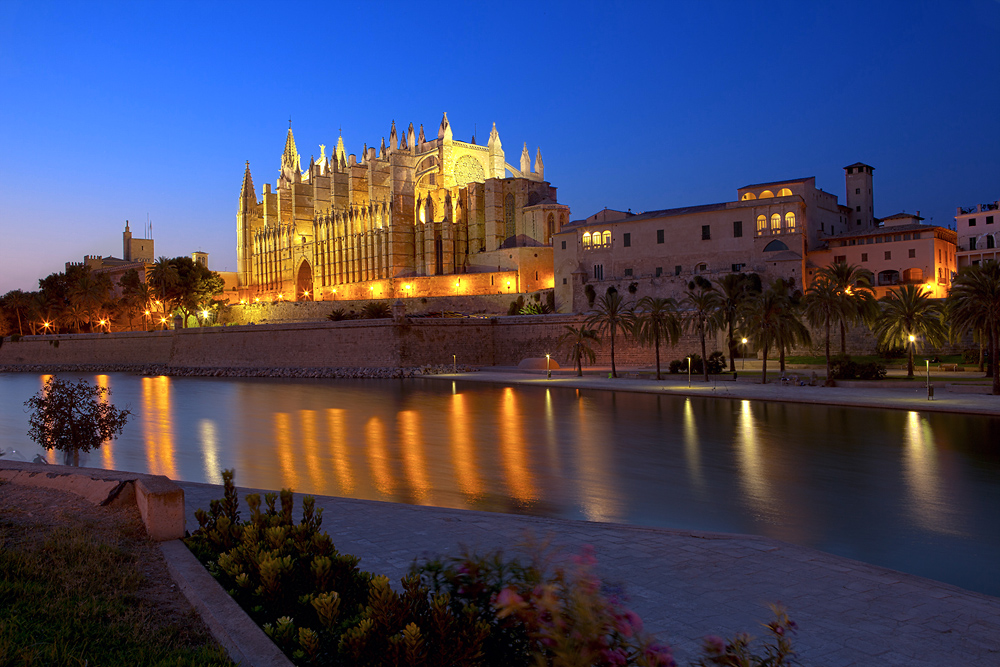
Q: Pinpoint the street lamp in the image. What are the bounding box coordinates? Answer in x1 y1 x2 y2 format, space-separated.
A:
741 337 748 370
546 353 551 380
687 356 692 387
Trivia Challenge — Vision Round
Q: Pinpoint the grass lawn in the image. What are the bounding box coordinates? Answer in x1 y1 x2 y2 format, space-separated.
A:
0 482 231 667
783 353 968 366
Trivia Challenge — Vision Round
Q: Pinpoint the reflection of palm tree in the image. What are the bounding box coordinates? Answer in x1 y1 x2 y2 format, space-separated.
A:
873 284 948 378
802 278 850 381
585 290 633 378
948 261 1000 394
557 324 600 377
632 296 682 380
814 262 877 353
681 277 722 382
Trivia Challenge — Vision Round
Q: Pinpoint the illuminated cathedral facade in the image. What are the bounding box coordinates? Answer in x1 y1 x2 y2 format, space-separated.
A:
236 114 569 302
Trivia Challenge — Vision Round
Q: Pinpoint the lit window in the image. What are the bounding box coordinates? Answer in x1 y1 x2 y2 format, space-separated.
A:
759 190 774 199
741 192 756 201
582 232 591 248
602 230 611 246
784 212 796 232
756 215 767 234
777 188 792 197
770 214 781 234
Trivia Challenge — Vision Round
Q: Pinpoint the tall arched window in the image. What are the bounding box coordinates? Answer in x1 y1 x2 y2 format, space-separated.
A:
770 213 781 234
504 194 515 240
582 232 591 248
756 214 767 235
777 188 793 197
784 212 796 232
602 230 611 246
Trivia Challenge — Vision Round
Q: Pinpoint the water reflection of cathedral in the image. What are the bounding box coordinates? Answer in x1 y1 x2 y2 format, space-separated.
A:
237 114 569 301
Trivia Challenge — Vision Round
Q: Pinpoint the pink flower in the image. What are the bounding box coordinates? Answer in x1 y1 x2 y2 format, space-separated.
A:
703 635 726 654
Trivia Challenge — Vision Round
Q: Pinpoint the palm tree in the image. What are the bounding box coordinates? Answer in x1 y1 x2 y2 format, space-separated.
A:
68 272 109 333
681 277 723 382
557 324 600 377
802 277 852 382
148 256 179 315
585 290 633 378
814 262 877 353
632 296 682 380
4 290 31 336
742 280 812 383
947 261 1000 394
872 284 949 378
714 273 760 371
767 278 811 373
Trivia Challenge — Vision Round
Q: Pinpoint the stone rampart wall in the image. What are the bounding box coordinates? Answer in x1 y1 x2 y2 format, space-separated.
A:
3 316 965 371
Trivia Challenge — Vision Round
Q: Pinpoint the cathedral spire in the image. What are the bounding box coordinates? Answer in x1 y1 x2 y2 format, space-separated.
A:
241 161 256 202
407 122 415 150
488 122 501 151
535 148 544 179
282 125 299 172
335 132 346 166
438 112 452 141
520 143 530 175
418 124 425 145
389 120 398 150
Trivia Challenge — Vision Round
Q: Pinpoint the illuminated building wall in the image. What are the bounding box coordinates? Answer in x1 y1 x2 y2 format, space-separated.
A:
237 115 569 302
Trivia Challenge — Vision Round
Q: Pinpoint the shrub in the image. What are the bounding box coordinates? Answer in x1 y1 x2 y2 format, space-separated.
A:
875 339 905 359
706 351 726 374
360 301 392 319
962 348 979 364
519 302 553 315
692 604 797 667
508 296 525 316
327 308 352 321
856 361 887 380
829 355 886 381
668 360 683 374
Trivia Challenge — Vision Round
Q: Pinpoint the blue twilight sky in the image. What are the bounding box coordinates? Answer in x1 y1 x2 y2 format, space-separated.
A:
1 0 998 295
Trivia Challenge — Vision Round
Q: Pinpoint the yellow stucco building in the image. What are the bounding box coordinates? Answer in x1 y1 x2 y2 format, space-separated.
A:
237 114 569 302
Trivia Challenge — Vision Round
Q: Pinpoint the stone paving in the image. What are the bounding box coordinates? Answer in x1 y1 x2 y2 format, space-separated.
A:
180 481 1000 666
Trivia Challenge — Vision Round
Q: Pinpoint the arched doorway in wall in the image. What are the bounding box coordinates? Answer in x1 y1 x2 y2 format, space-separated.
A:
296 260 313 301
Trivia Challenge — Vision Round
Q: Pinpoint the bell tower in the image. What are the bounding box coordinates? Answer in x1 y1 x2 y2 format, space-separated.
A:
845 162 875 229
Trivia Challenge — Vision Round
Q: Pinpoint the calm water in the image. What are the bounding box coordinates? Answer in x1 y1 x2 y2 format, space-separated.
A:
1 372 998 596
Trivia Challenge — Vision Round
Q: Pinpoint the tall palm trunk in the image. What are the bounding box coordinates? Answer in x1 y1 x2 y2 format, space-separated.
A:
576 350 583 377
728 319 737 372
991 325 999 395
825 318 832 382
761 342 769 384
610 328 617 378
907 344 914 378
700 321 708 382
15 309 23 336
840 321 847 354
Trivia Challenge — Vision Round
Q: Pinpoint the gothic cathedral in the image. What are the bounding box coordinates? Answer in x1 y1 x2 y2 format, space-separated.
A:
236 114 569 301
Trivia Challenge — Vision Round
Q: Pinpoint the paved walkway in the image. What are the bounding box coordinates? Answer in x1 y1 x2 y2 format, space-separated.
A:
180 481 1000 666
426 366 1000 417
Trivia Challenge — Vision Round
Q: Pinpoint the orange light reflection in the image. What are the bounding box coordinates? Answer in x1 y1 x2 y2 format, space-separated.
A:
398 410 430 504
274 412 299 490
96 375 115 470
449 393 483 499
326 409 355 494
365 417 393 496
499 387 535 502
141 376 176 479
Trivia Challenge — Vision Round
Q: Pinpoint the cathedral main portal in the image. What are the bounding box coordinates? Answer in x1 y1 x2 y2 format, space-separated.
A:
296 261 313 301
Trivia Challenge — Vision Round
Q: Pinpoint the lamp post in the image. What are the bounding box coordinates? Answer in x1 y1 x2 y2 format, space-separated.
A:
546 353 551 380
687 356 692 387
453 354 457 374
741 337 748 370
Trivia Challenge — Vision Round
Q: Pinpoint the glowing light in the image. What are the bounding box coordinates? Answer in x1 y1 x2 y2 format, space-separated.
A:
278 293 285 300
506 281 511 287
42 321 51 330
909 334 916 343
303 290 310 297
741 337 747 344
254 297 260 303
159 317 168 324
200 310 210 319
239 299 246 305
455 280 460 288
144 310 150 316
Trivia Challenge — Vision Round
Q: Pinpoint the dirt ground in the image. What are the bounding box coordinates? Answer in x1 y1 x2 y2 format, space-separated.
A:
0 481 220 653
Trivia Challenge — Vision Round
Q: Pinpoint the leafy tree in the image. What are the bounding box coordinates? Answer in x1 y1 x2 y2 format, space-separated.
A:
947 261 1000 394
24 377 131 466
681 276 723 382
147 256 224 327
148 256 180 315
585 290 633 378
558 324 600 377
872 284 949 378
814 262 877 353
714 273 761 372
632 296 682 380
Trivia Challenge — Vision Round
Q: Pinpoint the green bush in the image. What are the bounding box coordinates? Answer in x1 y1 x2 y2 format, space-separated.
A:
668 359 683 374
963 348 979 364
360 301 392 319
830 354 886 380
706 351 726 374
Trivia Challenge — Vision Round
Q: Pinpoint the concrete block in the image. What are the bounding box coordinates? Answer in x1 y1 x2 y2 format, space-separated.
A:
136 475 186 541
